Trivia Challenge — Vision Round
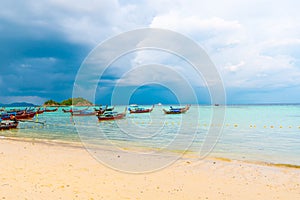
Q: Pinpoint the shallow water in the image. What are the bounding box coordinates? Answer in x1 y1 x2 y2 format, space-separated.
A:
1 105 300 165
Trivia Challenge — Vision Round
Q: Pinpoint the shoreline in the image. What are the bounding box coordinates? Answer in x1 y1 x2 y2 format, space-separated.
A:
1 137 300 199
1 135 300 170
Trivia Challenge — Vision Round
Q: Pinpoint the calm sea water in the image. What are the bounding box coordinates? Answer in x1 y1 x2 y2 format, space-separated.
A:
1 105 300 165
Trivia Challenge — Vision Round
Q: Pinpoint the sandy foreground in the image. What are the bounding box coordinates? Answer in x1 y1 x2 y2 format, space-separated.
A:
0 137 299 200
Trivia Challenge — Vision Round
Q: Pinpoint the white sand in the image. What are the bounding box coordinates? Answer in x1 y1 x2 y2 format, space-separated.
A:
0 137 299 199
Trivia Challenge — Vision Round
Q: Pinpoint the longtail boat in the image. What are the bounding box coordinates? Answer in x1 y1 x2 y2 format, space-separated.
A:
1 111 36 120
97 107 126 121
6 108 26 115
36 107 45 114
62 107 89 113
26 107 35 112
44 107 58 112
94 106 114 114
15 112 36 120
163 105 191 114
0 121 19 130
71 110 96 116
128 105 154 114
62 108 72 113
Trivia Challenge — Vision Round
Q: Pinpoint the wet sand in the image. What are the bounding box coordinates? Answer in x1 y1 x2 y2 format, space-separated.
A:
0 137 299 199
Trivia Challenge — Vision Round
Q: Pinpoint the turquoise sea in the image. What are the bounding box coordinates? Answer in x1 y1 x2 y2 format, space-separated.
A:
1 105 300 166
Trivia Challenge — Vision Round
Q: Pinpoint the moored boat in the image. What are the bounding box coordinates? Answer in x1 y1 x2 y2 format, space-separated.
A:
63 107 89 113
163 105 190 114
36 107 45 114
62 108 72 113
44 107 58 112
1 111 36 120
97 107 126 121
15 112 36 120
128 105 154 114
71 110 96 116
94 105 114 114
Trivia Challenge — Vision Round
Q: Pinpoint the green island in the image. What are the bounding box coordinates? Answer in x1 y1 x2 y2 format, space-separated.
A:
43 97 93 106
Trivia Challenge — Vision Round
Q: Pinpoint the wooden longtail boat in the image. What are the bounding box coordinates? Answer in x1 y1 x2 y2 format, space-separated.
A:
0 111 36 120
62 108 72 113
97 108 126 121
94 106 114 114
44 107 58 112
128 105 154 114
15 112 36 120
71 110 96 116
163 105 191 114
36 108 45 114
62 107 89 113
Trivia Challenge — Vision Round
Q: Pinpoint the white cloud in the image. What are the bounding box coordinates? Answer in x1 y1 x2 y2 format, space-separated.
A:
224 61 245 72
151 14 241 34
145 1 300 91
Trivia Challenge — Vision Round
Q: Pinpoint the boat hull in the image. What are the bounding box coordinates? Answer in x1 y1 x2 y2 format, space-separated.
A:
44 107 58 112
98 113 125 121
163 105 190 114
129 108 153 114
1 112 36 120
71 112 96 116
129 105 154 114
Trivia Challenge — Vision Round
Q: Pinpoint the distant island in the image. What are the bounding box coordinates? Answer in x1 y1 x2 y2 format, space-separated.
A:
43 97 93 106
0 102 37 107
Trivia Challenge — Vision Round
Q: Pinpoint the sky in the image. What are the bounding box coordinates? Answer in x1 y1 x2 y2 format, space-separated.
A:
0 0 300 105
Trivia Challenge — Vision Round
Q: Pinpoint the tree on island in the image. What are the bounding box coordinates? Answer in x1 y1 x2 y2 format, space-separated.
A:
43 99 60 106
43 97 93 106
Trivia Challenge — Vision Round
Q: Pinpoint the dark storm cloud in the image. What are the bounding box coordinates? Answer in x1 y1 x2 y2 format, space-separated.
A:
0 7 90 103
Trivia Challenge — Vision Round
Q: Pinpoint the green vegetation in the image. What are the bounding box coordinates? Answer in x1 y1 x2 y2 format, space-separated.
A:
61 97 93 106
43 97 93 106
43 99 60 106
60 98 72 106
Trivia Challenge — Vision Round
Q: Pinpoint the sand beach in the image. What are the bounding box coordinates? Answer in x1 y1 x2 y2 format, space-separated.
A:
0 137 299 200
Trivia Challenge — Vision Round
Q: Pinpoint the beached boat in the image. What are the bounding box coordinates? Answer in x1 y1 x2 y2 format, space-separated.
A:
0 121 19 130
44 107 58 112
128 105 154 114
97 108 126 121
163 105 191 114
